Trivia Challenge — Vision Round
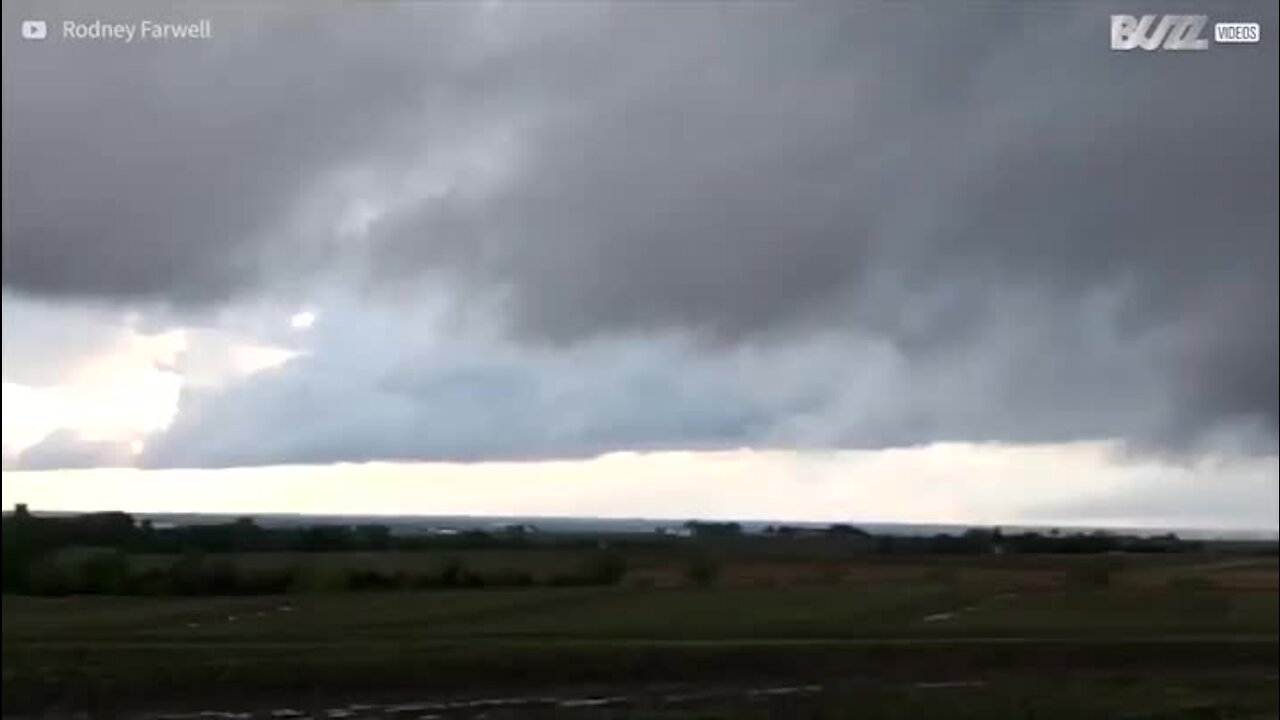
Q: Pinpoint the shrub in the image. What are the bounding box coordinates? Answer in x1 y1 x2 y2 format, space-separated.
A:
437 558 466 587
684 555 720 587
580 552 629 585
78 551 132 595
25 558 75 596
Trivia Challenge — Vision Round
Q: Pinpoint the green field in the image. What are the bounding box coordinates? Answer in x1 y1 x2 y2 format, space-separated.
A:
4 555 1277 718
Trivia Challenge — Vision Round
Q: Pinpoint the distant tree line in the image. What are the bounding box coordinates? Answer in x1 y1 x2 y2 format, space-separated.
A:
873 527 1197 555
2 506 633 596
3 505 1229 597
3 506 625 558
682 520 744 538
9 546 632 597
760 525 1200 555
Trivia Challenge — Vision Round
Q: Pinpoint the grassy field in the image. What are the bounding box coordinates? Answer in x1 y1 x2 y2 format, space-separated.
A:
4 554 1277 718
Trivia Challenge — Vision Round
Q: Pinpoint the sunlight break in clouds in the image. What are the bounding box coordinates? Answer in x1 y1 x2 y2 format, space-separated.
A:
289 311 317 330
1 329 186 455
1 300 303 467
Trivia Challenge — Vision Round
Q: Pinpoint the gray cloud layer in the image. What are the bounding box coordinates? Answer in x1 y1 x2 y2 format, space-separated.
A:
3 0 1276 465
3 2 478 304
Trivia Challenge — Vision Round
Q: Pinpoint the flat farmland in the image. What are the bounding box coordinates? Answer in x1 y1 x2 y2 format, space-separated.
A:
4 554 1276 717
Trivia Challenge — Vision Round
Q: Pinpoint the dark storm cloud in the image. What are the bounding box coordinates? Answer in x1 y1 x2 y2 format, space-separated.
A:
4 0 1276 460
367 2 1278 448
1 0 489 305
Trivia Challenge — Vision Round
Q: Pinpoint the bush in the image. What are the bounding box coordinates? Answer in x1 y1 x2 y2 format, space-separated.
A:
581 552 629 585
436 558 467 587
78 551 132 595
543 552 630 587
25 558 75 596
684 556 720 587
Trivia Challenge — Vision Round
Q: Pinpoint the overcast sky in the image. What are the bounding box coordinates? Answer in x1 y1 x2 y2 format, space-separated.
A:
2 0 1276 529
